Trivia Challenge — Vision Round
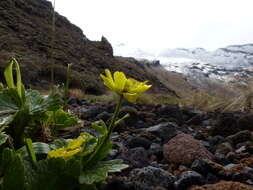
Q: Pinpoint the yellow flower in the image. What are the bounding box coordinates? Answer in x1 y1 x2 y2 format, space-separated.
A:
68 136 85 149
47 136 85 160
100 69 151 102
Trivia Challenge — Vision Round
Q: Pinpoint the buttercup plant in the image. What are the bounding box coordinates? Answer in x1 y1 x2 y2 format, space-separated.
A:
0 68 151 190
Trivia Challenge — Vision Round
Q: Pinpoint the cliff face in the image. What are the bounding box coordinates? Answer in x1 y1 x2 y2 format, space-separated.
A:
0 0 177 95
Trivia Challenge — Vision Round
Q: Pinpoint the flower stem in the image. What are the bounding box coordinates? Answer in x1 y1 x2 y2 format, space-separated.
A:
108 95 124 134
85 95 124 166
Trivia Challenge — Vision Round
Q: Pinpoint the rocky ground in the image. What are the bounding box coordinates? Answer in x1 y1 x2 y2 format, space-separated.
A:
63 98 253 190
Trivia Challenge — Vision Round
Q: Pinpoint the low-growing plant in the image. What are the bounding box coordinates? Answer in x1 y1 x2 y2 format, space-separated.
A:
0 59 77 148
0 68 151 189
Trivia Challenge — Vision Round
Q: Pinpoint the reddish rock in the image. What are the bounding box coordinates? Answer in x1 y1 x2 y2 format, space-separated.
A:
188 181 253 190
163 133 214 166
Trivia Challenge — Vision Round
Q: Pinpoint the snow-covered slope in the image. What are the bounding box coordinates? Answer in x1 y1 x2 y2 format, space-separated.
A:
114 43 253 86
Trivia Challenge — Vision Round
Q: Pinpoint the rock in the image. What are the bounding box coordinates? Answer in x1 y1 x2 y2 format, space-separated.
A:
80 106 105 120
186 111 206 125
210 136 226 147
106 149 119 160
148 143 163 160
191 159 212 176
101 36 113 57
205 173 219 184
124 136 152 150
95 111 112 122
236 146 247 153
156 104 184 125
118 147 149 168
163 133 214 166
104 177 135 190
214 152 230 165
175 171 204 190
145 122 179 143
240 157 253 168
188 181 253 190
67 97 82 105
237 113 253 131
226 151 237 161
129 166 175 190
215 142 233 155
211 113 239 137
226 130 253 145
242 167 253 180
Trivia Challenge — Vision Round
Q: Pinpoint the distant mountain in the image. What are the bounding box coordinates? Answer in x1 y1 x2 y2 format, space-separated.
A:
114 43 253 88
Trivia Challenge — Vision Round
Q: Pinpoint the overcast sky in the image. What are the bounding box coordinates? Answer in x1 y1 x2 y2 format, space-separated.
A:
50 0 253 52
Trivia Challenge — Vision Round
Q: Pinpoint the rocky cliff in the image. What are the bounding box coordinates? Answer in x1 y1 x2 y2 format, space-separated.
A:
0 0 177 95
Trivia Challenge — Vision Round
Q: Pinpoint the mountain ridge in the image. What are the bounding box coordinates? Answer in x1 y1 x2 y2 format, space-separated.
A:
0 0 178 96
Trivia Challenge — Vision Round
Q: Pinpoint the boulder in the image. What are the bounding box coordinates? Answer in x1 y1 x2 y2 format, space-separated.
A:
188 181 253 190
163 133 214 166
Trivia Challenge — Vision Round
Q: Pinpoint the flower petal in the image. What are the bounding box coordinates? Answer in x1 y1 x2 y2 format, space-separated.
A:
105 69 113 81
100 72 115 91
113 71 127 93
123 92 138 103
131 83 152 93
63 148 81 159
125 78 151 93
47 148 66 158
68 136 85 150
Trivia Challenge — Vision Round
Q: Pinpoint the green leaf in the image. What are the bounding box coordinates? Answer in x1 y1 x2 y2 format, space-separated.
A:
26 158 81 190
45 109 78 130
1 148 25 190
0 83 4 90
4 58 25 102
17 142 50 157
114 113 129 127
91 120 108 136
0 132 8 146
98 160 128 173
49 138 68 150
79 132 97 157
90 140 112 165
0 115 13 127
0 89 21 116
4 59 15 89
25 138 37 166
79 166 108 185
84 121 112 166
25 90 63 115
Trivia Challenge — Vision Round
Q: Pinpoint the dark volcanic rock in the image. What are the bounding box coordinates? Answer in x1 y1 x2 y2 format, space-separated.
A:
118 147 149 168
175 171 204 190
191 159 212 176
129 166 175 190
124 136 152 150
144 122 179 143
156 104 184 125
226 130 253 145
210 112 239 137
237 114 253 131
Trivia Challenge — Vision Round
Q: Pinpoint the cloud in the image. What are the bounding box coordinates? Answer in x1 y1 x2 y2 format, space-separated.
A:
49 0 253 51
